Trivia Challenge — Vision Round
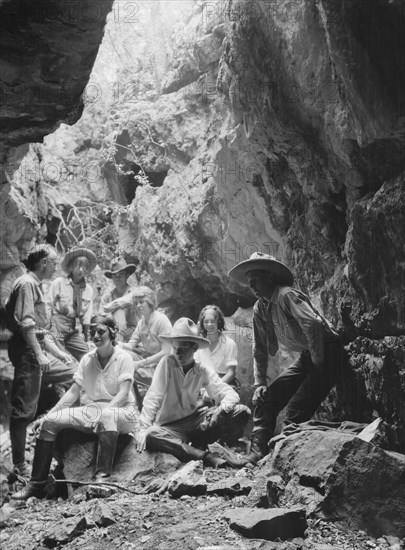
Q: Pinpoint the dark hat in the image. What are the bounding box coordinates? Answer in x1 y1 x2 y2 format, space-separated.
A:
228 252 294 286
104 257 136 279
159 318 210 349
61 247 97 274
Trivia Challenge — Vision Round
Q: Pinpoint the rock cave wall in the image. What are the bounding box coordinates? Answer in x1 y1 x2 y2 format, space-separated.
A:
0 0 404 446
0 0 114 312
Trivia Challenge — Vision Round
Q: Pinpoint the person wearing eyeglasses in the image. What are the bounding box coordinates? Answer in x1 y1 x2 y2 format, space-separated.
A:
5 245 75 478
11 314 138 500
136 318 250 468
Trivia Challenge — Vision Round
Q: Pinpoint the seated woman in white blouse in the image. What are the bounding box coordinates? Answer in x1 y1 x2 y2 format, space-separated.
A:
195 305 240 395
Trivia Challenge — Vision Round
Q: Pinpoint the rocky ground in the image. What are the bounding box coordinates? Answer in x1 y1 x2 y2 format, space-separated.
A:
1 463 403 550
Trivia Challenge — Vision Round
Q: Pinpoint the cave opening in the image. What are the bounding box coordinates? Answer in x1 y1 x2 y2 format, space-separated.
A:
119 161 168 203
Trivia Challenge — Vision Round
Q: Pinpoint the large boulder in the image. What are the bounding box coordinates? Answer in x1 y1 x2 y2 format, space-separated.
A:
248 429 405 538
55 429 180 484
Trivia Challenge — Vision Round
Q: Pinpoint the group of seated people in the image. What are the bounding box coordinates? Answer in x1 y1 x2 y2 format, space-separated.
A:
10 253 250 500
10 245 343 502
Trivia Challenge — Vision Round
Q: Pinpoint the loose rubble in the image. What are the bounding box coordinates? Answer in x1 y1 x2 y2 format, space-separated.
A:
1 420 404 549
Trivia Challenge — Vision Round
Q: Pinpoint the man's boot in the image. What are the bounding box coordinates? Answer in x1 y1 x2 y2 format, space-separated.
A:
149 436 207 463
11 439 54 500
237 431 270 466
94 431 119 481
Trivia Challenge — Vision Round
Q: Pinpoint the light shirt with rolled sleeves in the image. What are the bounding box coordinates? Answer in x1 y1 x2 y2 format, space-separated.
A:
194 335 238 376
253 285 339 386
46 275 93 324
139 354 240 432
73 347 136 405
127 310 172 356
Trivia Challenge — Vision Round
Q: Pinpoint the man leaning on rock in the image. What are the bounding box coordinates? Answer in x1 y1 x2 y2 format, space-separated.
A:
136 318 250 467
228 252 344 466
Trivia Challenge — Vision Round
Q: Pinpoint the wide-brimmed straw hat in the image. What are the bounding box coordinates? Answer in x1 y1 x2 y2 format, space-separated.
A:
104 257 136 279
159 318 210 349
61 247 97 274
228 252 294 286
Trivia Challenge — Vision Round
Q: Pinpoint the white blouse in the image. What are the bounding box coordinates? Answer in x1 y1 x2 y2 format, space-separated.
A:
195 334 238 376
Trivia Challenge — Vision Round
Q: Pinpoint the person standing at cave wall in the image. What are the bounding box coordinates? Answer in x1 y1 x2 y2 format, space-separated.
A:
5 245 75 477
46 247 96 361
228 252 344 466
99 257 139 343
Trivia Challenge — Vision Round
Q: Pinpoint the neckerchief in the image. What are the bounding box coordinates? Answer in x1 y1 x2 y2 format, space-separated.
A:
69 275 86 318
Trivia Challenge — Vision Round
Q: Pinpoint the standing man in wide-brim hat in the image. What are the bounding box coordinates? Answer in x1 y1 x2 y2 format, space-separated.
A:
136 318 250 467
46 247 97 361
228 252 344 466
100 257 139 343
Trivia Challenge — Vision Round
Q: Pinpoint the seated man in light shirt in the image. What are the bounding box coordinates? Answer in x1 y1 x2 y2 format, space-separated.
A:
136 318 250 468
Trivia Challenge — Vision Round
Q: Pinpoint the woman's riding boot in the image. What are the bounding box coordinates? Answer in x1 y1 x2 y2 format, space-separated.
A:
94 431 119 481
11 439 54 500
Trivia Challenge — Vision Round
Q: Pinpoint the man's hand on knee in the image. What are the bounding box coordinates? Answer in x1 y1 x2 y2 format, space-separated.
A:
30 416 45 436
37 351 51 372
205 407 226 430
252 385 268 406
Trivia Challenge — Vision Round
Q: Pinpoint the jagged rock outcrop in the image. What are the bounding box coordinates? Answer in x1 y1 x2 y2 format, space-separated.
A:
247 429 405 537
0 0 114 158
